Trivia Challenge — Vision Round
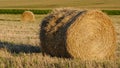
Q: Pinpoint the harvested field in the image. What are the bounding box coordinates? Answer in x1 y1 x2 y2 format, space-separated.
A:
0 14 119 67
0 0 120 9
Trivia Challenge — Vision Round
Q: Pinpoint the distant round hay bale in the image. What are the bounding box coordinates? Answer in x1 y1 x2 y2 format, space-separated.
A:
21 11 35 22
40 8 116 60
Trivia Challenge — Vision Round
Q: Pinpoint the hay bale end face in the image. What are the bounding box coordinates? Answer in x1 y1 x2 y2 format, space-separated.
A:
21 11 35 22
40 8 116 60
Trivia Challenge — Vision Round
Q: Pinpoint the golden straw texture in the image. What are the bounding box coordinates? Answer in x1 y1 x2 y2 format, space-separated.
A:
21 11 35 23
40 8 116 61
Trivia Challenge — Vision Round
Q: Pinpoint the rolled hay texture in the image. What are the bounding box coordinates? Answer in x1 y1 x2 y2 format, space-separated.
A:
21 11 35 22
40 8 116 60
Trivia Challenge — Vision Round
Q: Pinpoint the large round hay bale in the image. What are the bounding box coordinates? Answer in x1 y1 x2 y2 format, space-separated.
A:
21 11 35 22
40 8 116 60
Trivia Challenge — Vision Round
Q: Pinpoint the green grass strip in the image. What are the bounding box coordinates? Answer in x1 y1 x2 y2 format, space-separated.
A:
0 9 120 15
102 10 120 15
0 9 52 14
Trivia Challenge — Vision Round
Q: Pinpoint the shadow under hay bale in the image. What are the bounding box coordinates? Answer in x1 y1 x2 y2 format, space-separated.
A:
21 11 35 23
0 41 41 53
40 8 116 61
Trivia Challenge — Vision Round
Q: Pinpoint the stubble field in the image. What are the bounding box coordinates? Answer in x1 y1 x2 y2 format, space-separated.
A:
0 0 120 9
0 0 120 67
0 14 119 68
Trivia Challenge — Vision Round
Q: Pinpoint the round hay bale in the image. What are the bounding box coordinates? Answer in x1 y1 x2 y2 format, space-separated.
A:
40 8 116 60
21 11 35 22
